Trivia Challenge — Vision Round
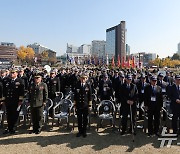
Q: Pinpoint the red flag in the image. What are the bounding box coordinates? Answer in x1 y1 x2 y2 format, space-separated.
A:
122 56 125 68
132 56 135 68
117 55 120 67
127 57 130 68
111 56 115 67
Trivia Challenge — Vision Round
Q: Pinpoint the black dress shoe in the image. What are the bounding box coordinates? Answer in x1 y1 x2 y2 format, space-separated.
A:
9 130 16 134
121 131 125 135
76 132 82 137
35 131 41 134
148 133 153 137
155 132 161 137
29 130 36 134
3 129 9 134
83 132 87 138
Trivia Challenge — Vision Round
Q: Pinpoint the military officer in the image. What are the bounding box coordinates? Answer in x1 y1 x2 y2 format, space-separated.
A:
169 75 180 135
57 68 67 95
74 73 92 138
45 70 60 117
18 68 29 92
120 74 138 135
144 76 163 137
29 73 48 134
3 69 24 134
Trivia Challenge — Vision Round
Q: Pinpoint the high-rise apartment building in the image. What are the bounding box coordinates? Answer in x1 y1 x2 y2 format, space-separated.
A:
27 43 49 54
177 42 180 54
106 21 126 62
91 40 106 57
78 44 91 54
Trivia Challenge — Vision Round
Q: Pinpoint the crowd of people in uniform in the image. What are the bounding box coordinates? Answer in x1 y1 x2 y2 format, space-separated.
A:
0 66 180 138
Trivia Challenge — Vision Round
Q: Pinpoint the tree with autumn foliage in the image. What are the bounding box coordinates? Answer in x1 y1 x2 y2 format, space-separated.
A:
17 46 35 64
149 55 180 68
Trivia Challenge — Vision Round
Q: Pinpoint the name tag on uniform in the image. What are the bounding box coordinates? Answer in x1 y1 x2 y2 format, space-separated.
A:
151 96 156 102
162 88 166 93
141 89 144 93
85 87 89 91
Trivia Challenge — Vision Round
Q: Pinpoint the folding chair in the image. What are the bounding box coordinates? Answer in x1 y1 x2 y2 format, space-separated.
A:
18 97 30 127
96 100 116 132
140 102 148 133
52 99 73 129
0 103 5 127
161 99 173 133
43 98 53 125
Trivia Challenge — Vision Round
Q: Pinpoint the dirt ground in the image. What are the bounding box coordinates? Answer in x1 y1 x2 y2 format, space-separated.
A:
0 119 180 154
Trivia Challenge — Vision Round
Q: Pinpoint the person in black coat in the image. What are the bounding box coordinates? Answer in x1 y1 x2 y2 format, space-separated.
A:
18 68 29 92
3 69 24 134
112 70 120 102
99 74 113 101
169 75 180 135
163 71 173 86
136 74 149 120
74 73 92 138
45 70 60 117
144 76 163 136
120 74 138 135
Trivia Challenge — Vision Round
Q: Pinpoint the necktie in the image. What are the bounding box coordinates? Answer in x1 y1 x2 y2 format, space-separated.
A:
152 86 155 95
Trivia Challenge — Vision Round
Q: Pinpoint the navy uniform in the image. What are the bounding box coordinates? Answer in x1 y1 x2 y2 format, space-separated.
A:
57 69 67 95
121 75 138 135
29 73 48 134
45 70 60 117
144 76 163 136
70 69 80 92
3 69 24 134
18 68 29 92
169 75 180 134
74 74 92 137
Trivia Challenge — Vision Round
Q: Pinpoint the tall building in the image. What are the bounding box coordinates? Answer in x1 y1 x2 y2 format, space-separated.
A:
126 44 130 56
91 40 106 57
0 42 17 62
106 21 126 62
1 42 16 47
78 44 91 54
177 42 180 54
27 43 56 62
132 52 156 67
66 43 79 53
27 43 49 54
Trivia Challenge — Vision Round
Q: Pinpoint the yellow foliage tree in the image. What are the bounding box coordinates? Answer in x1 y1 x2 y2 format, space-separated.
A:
41 51 49 60
150 57 180 68
17 46 35 64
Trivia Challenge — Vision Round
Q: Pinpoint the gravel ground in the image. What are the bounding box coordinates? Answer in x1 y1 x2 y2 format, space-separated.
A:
0 122 180 154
